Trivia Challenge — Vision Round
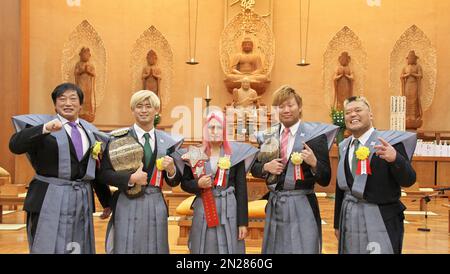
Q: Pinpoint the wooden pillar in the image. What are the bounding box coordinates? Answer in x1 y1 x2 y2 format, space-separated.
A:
0 0 29 184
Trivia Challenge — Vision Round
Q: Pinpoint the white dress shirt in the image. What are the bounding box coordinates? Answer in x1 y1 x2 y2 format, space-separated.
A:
133 123 156 153
280 120 301 157
348 127 375 172
133 123 176 180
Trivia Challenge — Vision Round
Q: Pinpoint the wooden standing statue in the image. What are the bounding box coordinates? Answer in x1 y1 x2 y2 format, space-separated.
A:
401 50 423 130
142 49 162 96
333 52 354 110
75 47 96 122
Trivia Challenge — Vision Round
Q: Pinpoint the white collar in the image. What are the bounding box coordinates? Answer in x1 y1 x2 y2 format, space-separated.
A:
351 127 375 146
133 123 155 140
57 114 80 126
280 120 301 137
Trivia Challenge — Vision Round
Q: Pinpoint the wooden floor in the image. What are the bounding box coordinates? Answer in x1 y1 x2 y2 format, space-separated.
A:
0 197 448 254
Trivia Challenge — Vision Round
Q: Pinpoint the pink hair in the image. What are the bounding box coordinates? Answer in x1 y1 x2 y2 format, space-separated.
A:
202 111 232 157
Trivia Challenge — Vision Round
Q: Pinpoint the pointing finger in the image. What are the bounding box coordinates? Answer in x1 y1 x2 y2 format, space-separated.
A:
377 137 390 147
303 142 313 151
374 145 387 151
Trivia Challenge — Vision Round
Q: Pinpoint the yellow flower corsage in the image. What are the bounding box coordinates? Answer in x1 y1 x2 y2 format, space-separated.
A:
290 152 303 165
355 146 370 161
218 157 231 170
91 141 103 160
156 157 165 171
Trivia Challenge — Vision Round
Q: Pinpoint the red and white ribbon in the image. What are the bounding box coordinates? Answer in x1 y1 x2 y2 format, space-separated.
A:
202 188 219 228
356 159 372 175
214 168 227 187
150 168 164 188
294 164 304 181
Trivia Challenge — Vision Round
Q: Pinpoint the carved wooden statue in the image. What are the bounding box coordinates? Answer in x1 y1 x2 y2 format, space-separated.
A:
225 37 268 85
401 50 423 130
232 77 260 108
75 47 96 122
333 52 354 110
142 49 162 95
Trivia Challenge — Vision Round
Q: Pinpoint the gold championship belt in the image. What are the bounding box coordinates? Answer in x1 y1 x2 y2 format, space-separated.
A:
108 132 145 199
257 129 280 185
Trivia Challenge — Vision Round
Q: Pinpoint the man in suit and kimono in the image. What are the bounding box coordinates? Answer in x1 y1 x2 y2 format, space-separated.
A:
9 83 112 254
97 90 183 254
334 96 417 254
251 85 339 254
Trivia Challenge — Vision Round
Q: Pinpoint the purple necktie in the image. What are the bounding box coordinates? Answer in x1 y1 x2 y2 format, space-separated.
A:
69 122 83 161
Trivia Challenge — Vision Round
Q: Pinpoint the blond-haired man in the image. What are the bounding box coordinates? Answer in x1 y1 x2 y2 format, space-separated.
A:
98 90 183 254
251 85 338 254
334 96 416 254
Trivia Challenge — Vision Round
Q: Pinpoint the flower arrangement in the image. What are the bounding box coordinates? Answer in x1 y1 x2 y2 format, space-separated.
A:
330 108 346 145
330 108 345 128
154 113 161 127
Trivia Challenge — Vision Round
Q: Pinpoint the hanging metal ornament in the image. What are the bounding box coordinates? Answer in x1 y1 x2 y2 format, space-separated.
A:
297 0 311 67
186 0 200 65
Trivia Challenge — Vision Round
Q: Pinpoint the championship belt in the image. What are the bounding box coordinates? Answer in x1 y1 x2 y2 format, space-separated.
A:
182 146 219 228
258 135 280 185
108 134 145 199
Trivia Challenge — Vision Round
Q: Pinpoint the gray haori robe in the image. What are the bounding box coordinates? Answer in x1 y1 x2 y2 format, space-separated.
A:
190 187 243 254
105 130 183 254
173 142 258 254
12 114 104 254
106 186 168 254
337 130 416 254
264 189 319 254
256 122 339 254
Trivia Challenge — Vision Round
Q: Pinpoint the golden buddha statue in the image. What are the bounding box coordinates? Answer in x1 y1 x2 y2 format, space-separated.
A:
232 77 260 108
225 37 269 89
